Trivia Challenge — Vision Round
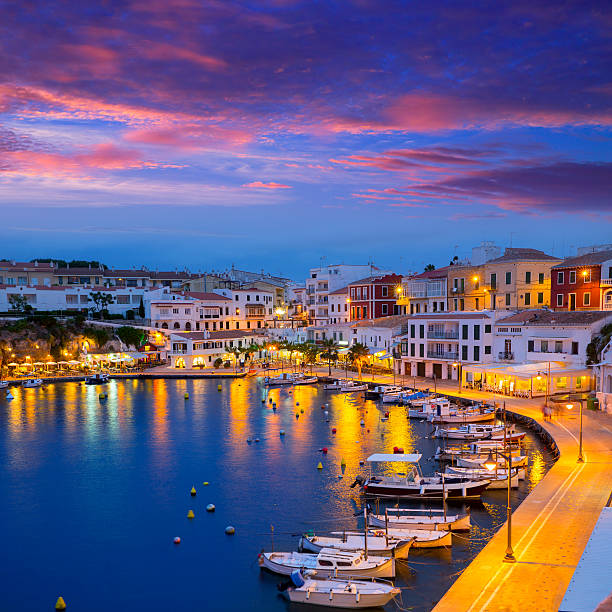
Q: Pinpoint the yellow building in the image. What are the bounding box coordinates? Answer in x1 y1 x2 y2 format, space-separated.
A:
448 248 561 312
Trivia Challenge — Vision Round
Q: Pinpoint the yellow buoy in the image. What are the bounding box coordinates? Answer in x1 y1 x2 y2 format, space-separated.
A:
190 486 196 496
217 384 222 391
55 597 67 611
340 458 346 466
184 393 189 399
317 462 323 470
187 509 195 519
203 481 209 486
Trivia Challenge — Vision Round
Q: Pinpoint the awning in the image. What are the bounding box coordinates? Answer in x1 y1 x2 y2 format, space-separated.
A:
7 362 18 366
366 453 422 463
68 360 81 365
46 361 57 365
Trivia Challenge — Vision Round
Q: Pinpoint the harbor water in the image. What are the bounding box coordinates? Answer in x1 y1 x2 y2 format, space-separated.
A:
0 378 552 611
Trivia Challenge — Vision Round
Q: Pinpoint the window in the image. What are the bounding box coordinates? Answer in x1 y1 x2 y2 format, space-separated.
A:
555 341 563 353
381 286 388 297
485 324 491 333
66 295 78 304
484 345 491 355
583 292 591 306
410 325 415 338
525 271 531 284
582 269 591 282
459 298 465 311
571 342 578 355
524 293 531 306
235 295 239 301
505 272 512 285
172 308 179 314
410 343 415 357
505 293 511 306
381 303 388 315
557 271 564 284
80 295 88 304
246 295 251 301
462 345 468 360
419 344 424 357
556 293 563 307
362 306 367 318
538 272 544 284
474 325 480 340
541 340 549 352
473 346 480 361
528 340 534 352
569 270 576 284
475 298 479 310
453 298 458 310
462 325 468 340
419 325 424 338
185 308 191 314
490 273 497 290
537 292 544 304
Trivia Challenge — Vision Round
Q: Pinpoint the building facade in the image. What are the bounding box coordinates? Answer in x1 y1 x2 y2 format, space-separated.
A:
348 273 402 320
397 267 449 314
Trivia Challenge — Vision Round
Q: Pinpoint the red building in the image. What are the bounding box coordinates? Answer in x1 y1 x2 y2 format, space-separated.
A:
348 273 402 320
551 249 612 311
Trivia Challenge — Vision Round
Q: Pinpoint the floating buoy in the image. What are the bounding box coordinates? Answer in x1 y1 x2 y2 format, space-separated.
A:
98 392 105 400
184 392 189 399
321 405 325 410
324 410 329 415
360 419 365 426
393 446 404 454
255 438 260 443
340 458 346 466
384 412 389 418
322 447 328 454
217 385 222 391
6 392 13 400
173 536 181 544
332 427 337 434
359 459 365 466
247 438 252 443
55 596 67 611
206 504 215 512
225 525 235 535
190 486 196 496
338 474 343 479
300 409 304 414
367 429 370 433
203 481 209 486
280 430 285 435
187 510 195 519
295 413 299 419
261 399 266 403
317 462 323 470
296 402 300 406
269 398 273 403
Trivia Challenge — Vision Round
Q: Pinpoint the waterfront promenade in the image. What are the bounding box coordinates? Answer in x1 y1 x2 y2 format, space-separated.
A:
316 367 612 611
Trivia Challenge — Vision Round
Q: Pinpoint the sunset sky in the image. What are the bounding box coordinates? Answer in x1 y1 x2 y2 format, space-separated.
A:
1 1 611 277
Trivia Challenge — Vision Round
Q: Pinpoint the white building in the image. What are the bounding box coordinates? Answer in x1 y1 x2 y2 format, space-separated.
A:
397 312 500 381
168 329 264 369
594 340 612 414
398 267 449 315
328 286 350 324
305 264 390 326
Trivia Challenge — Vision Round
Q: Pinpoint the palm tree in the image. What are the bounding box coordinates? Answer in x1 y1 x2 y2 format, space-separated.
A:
303 344 319 375
348 342 369 380
227 346 242 373
320 338 339 376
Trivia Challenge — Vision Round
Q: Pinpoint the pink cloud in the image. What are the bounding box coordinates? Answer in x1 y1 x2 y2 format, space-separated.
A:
124 125 253 149
243 181 292 189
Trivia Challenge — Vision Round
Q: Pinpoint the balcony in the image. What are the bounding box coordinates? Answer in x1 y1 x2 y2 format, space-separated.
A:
450 286 465 294
601 279 612 286
170 349 188 355
427 351 459 360
498 352 514 361
427 331 459 339
246 308 266 318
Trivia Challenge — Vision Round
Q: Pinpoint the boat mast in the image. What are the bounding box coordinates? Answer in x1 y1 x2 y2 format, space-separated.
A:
363 507 368 560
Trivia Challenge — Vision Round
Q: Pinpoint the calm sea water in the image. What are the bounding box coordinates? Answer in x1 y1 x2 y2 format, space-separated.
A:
0 378 552 611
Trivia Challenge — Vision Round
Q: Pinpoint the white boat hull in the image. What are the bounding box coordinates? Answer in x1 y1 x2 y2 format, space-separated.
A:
335 529 452 549
456 455 527 469
299 535 413 559
260 552 396 579
368 512 470 532
0 381 9 389
293 377 318 385
286 579 400 608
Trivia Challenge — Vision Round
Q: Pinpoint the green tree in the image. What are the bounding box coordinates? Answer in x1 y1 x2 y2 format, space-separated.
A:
586 323 612 365
83 327 110 349
213 357 223 369
320 338 339 375
8 294 33 314
348 342 370 380
89 292 114 316
138 296 145 319
116 326 145 349
227 346 242 373
302 344 319 375
424 263 436 271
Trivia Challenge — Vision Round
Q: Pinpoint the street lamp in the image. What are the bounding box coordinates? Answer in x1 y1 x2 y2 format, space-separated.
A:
484 434 516 561
452 361 462 394
566 402 584 463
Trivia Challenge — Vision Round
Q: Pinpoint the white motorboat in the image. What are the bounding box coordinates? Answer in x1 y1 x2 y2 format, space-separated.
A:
281 571 401 609
407 398 448 418
367 385 402 399
0 381 9 389
324 380 345 391
351 453 491 500
264 373 295 386
299 533 414 559
457 454 528 469
381 391 403 404
259 548 395 579
428 404 496 423
22 379 43 388
85 373 109 385
340 381 368 392
447 464 526 481
368 507 470 532
333 528 452 549
444 466 522 487
433 423 506 440
293 374 318 385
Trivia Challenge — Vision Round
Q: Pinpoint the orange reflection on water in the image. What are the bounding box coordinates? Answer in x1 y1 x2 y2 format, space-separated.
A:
151 379 169 444
527 449 546 491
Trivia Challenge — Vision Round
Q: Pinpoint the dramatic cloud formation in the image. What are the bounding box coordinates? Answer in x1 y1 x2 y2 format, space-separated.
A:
0 0 610 272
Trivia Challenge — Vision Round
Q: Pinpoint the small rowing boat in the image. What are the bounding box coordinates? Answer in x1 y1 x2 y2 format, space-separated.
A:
299 533 414 559
368 507 470 531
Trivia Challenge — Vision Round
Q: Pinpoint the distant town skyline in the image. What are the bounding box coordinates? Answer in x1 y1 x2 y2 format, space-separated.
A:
1 1 611 276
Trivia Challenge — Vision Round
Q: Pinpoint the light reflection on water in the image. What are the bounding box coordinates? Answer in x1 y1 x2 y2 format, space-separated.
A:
0 378 553 611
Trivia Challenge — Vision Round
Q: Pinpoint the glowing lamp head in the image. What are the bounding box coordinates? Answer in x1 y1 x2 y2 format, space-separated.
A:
566 403 574 410
452 361 459 368
484 451 497 472
472 276 479 282
582 270 588 277
396 286 402 294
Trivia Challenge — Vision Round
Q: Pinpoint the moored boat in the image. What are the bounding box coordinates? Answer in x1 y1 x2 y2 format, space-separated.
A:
299 533 414 559
264 373 295 386
433 423 506 440
443 466 521 488
292 374 318 385
340 381 368 392
368 507 470 532
333 528 452 548
22 379 43 388
0 381 8 389
259 548 395 579
85 373 109 385
280 571 401 609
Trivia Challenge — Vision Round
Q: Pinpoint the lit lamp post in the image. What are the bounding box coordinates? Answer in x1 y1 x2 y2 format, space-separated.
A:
566 401 584 463
452 361 462 394
484 408 516 563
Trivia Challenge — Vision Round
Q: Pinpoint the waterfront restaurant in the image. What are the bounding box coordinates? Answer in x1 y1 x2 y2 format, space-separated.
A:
462 361 593 398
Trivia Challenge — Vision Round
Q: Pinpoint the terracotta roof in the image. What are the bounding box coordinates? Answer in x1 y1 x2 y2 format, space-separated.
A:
329 285 349 295
409 265 453 280
182 292 232 301
486 248 560 264
54 267 105 275
0 261 55 270
348 273 402 286
496 310 612 326
409 312 492 320
552 249 612 269
351 315 412 329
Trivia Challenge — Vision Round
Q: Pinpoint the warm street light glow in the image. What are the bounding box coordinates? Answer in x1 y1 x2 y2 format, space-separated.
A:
484 451 497 471
566 403 574 410
472 276 479 282
582 270 588 276
395 286 402 294
452 361 459 367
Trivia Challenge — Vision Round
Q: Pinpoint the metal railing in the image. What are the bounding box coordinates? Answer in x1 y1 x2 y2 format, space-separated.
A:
498 352 514 360
426 351 459 360
427 331 459 339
